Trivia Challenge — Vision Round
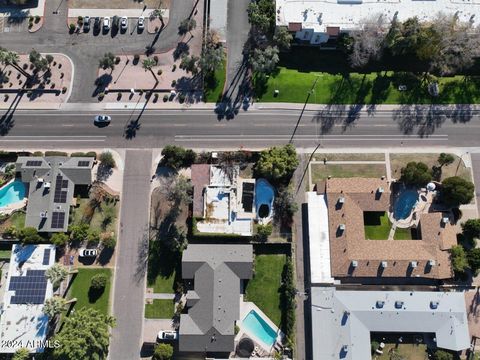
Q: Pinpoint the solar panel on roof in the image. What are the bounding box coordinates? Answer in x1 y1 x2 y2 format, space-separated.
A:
9 269 47 304
26 160 42 166
62 180 68 188
42 249 51 265
51 212 65 229
78 160 90 167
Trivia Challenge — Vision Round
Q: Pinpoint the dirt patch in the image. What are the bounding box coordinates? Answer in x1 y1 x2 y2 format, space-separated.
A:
150 187 188 232
69 0 170 9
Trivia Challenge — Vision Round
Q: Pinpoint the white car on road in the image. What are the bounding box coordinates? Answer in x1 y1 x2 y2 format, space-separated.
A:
94 115 111 125
79 248 98 257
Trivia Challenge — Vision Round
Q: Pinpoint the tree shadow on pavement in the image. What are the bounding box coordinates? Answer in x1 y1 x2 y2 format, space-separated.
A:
0 91 24 136
134 228 150 284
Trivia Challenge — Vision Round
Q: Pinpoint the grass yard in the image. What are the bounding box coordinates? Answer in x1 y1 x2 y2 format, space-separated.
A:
311 164 386 183
0 211 25 234
69 0 170 9
204 58 226 103
0 249 11 260
393 227 414 240
145 299 175 319
147 270 176 293
375 343 428 360
390 153 471 182
71 198 119 235
68 268 112 315
313 153 385 162
245 254 286 326
364 212 391 240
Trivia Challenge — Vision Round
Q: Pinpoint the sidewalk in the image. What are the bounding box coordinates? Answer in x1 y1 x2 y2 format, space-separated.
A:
68 8 169 18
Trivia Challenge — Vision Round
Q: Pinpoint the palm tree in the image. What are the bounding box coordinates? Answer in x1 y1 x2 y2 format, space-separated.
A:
43 296 77 319
45 263 78 288
142 58 159 85
0 48 29 78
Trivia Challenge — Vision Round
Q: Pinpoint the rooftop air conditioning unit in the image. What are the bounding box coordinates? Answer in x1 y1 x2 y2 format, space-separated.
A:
376 300 385 308
377 187 384 193
395 301 404 309
44 182 51 189
428 260 436 267
410 261 418 268
338 197 345 204
40 211 48 218
351 260 358 268
430 301 439 309
339 224 345 231
381 261 387 268
442 217 449 224
37 178 44 183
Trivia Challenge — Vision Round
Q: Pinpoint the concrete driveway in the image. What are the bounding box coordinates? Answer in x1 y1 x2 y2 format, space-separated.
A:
109 149 152 360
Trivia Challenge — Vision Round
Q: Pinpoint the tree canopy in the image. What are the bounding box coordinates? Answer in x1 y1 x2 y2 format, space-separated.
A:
45 263 69 288
441 176 475 207
400 161 432 187
254 144 299 183
50 232 69 247
160 145 196 170
152 343 173 360
438 153 455 167
250 46 279 74
462 219 480 242
18 227 43 244
53 307 115 360
450 245 468 273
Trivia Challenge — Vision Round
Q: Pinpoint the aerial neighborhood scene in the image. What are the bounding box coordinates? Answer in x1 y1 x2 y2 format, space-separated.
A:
2 0 480 360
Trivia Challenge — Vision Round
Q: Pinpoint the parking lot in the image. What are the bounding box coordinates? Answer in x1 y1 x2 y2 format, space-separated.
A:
76 15 147 36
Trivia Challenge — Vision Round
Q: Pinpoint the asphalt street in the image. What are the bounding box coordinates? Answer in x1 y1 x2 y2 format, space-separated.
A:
1 108 480 149
109 150 152 360
0 0 196 102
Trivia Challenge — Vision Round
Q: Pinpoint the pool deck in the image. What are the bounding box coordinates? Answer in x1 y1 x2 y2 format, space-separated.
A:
0 179 27 215
236 298 284 354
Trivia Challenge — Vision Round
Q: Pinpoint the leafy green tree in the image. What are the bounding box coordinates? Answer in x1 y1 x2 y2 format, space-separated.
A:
159 175 192 205
441 176 475 207
462 219 480 242
250 46 279 74
400 162 432 187
99 151 116 168
254 144 299 183
273 188 299 226
45 54 54 68
99 52 116 73
153 343 173 360
180 54 199 75
274 27 293 50
199 43 225 75
50 232 69 247
256 224 273 241
450 245 468 273
53 307 115 360
433 349 454 360
280 258 296 343
467 248 480 276
102 235 116 249
91 274 108 290
161 145 196 170
45 263 69 288
69 223 90 243
247 0 275 35
438 153 455 167
18 227 43 244
178 18 196 35
13 348 30 360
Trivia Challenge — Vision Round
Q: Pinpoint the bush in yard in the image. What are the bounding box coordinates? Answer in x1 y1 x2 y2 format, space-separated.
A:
461 218 480 248
3 225 16 238
163 94 169 102
18 227 43 244
161 145 196 170
371 341 380 355
90 273 108 290
34 15 41 24
280 258 296 346
99 151 116 168
69 223 89 243
273 188 298 227
438 153 455 167
441 176 475 207
153 343 173 360
450 245 468 273
254 144 298 184
432 350 454 360
256 223 273 241
13 348 30 360
400 162 432 187
45 151 68 157
102 235 116 249
467 248 480 276
87 230 100 246
69 23 76 31
33 151 44 156
50 232 69 247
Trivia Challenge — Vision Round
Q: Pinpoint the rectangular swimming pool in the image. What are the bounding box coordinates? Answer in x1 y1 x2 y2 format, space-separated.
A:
242 310 277 348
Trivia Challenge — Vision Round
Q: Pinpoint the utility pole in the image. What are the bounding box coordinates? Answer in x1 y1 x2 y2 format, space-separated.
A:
289 75 320 144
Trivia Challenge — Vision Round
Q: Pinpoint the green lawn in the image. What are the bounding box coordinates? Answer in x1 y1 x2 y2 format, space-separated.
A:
145 299 175 319
255 65 480 104
68 268 112 315
204 58 226 103
0 249 11 260
147 271 176 294
147 240 180 294
245 254 286 326
394 227 413 240
363 212 391 240
9 212 25 229
311 164 386 182
71 198 119 235
313 153 385 162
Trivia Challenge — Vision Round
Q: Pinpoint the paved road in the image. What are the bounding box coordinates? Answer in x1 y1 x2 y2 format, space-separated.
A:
1 108 480 149
0 0 195 101
109 150 152 360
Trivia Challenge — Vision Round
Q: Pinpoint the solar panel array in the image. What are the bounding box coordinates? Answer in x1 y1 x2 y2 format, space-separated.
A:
242 183 255 213
54 175 68 203
9 270 47 305
42 249 51 265
78 160 90 167
51 212 65 229
26 160 42 167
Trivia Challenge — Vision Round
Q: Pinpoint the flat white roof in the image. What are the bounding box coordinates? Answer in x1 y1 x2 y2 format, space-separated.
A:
0 244 55 353
276 0 480 33
307 192 334 284
311 287 471 360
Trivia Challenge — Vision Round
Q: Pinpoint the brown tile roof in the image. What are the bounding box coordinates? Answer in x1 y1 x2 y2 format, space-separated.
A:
326 178 454 280
191 164 210 217
326 26 340 36
288 22 302 32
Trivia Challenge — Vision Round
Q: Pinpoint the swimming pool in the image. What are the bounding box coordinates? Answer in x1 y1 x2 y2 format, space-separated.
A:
393 189 418 220
0 180 26 208
242 310 277 348
255 179 275 218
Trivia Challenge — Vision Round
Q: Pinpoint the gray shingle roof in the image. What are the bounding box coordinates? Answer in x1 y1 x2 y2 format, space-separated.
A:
180 244 253 353
16 157 94 232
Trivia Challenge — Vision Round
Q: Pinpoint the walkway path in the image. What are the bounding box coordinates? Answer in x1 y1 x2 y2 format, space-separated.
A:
144 293 175 300
109 149 152 360
385 152 392 181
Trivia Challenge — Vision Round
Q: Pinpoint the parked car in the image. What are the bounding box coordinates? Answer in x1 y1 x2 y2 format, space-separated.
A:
137 16 145 30
83 16 90 31
120 16 128 31
103 16 111 30
94 115 111 125
94 17 100 30
157 331 178 342
79 248 98 257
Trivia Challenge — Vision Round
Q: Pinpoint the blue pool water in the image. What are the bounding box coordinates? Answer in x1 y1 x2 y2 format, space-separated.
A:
393 189 418 220
0 180 26 208
242 310 277 347
255 179 275 218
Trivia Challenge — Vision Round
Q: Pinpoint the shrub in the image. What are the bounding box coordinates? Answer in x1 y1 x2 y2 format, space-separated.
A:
3 225 17 238
172 64 176 71
34 15 41 23
371 341 380 355
71 151 96 159
32 151 44 156
153 343 173 360
161 145 196 170
50 232 69 247
157 69 163 75
87 230 100 246
62 86 67 93
171 79 176 87
90 273 108 290
69 223 89 242
115 56 121 64
153 55 159 63
18 227 43 244
45 151 68 157
69 23 76 31
451 245 468 273
256 223 273 241
102 235 116 249
99 151 116 168
163 94 169 102
254 144 299 184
